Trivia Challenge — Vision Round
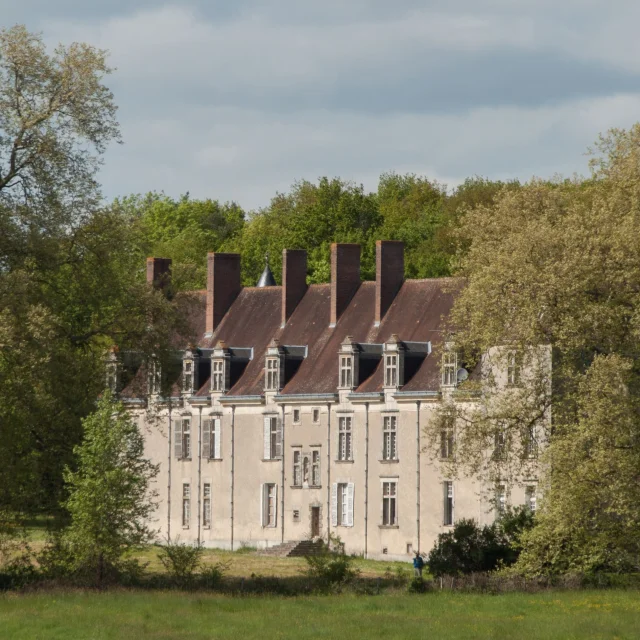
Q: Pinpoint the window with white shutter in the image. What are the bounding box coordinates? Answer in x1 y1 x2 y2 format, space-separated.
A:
213 418 221 459
525 485 537 513
262 483 277 527
202 419 211 459
203 483 211 528
346 482 354 527
312 450 321 486
182 483 191 528
174 420 183 459
293 451 301 486
444 481 454 526
263 416 281 460
182 419 191 459
331 483 338 527
382 481 397 526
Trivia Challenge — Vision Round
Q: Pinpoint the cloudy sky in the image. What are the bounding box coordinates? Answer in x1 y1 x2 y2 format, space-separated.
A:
4 1 640 209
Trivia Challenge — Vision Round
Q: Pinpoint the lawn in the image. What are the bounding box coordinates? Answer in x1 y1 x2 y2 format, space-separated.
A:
0 590 639 639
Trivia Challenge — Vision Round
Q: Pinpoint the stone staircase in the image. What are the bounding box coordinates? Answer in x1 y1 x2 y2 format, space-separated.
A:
258 539 324 558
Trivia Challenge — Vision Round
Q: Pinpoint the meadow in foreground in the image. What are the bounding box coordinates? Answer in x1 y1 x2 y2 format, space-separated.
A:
1 590 639 640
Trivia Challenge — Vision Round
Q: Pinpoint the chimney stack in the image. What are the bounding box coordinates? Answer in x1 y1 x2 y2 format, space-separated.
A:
146 257 172 291
282 249 307 326
375 240 404 326
330 243 361 327
206 253 241 336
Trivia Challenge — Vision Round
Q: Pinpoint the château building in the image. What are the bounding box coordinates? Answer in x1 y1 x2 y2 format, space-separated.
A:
112 241 542 560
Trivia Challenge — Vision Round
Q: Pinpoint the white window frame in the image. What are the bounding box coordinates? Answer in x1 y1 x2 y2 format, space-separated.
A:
443 481 454 526
442 351 457 387
384 354 398 388
332 482 354 527
382 415 398 460
338 416 353 461
182 483 191 528
293 450 302 486
265 357 280 392
525 485 537 513
203 483 211 529
203 418 221 460
183 359 194 395
211 359 225 392
339 355 353 389
262 483 277 528
182 419 191 459
311 450 321 486
263 416 282 460
382 481 398 526
507 350 521 386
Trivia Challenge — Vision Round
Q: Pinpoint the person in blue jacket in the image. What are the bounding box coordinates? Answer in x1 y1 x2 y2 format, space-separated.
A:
413 551 425 578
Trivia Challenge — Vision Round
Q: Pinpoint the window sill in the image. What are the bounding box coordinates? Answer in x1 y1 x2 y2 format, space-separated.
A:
335 459 354 464
203 526 210 530
290 485 322 490
379 525 399 529
205 457 223 462
178 458 192 462
182 526 190 530
378 459 399 464
261 458 282 462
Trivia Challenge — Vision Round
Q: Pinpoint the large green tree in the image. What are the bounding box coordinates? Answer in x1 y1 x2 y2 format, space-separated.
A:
425 127 640 574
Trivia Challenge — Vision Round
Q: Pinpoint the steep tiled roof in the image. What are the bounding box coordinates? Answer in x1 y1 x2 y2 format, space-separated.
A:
121 275 463 398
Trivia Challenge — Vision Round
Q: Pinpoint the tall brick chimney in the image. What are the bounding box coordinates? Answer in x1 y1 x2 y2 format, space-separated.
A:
375 240 404 326
146 257 172 291
206 253 241 336
330 243 361 327
282 249 307 327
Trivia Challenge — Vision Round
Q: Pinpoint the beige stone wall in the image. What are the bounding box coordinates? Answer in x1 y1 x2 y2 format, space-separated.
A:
135 377 542 561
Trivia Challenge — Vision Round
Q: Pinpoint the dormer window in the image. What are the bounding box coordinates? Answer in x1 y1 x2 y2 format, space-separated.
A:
442 350 457 387
148 358 161 396
265 357 280 391
183 359 194 395
507 351 521 386
385 355 397 387
340 356 353 389
383 335 404 389
211 359 225 392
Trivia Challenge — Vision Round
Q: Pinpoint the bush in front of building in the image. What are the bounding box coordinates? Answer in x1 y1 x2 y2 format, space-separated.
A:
302 535 360 592
427 509 534 578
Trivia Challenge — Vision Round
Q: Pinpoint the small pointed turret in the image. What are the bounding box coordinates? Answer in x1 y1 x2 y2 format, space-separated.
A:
257 252 276 287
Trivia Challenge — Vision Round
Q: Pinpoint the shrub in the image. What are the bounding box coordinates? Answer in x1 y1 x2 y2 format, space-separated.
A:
158 538 204 588
427 515 533 578
302 535 359 592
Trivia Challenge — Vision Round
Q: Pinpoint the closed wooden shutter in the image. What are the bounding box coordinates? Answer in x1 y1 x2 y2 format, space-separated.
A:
346 483 354 527
260 483 265 527
202 419 211 459
213 418 221 459
174 420 182 459
331 483 338 527
275 419 283 458
263 417 271 460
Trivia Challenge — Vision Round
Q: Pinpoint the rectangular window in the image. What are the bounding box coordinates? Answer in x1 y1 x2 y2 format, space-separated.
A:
385 355 398 387
177 419 191 459
203 418 221 459
332 482 354 527
338 416 352 461
522 425 538 459
263 483 277 527
382 416 397 460
496 484 506 516
507 351 521 386
182 483 191 528
525 485 537 513
293 408 301 424
312 408 320 424
266 358 279 391
382 481 397 526
312 450 320 486
494 429 506 461
443 481 454 526
211 359 224 392
440 429 454 459
442 351 457 386
340 356 353 388
148 359 161 395
183 360 193 394
293 450 302 486
263 416 282 459
203 483 211 528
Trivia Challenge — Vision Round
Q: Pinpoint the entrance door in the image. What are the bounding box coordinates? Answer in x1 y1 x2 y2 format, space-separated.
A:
311 507 320 538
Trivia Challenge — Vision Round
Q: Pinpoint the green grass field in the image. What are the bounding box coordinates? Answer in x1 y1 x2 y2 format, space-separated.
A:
0 590 639 639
